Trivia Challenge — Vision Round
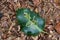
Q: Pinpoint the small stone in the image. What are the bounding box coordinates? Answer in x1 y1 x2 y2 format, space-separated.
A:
49 35 52 38
50 31 53 34
14 0 17 2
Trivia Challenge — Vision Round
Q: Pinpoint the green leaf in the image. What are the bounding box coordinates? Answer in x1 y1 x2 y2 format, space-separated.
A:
16 8 45 36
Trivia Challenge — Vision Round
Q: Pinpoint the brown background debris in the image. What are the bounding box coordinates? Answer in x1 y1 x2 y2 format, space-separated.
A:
0 0 60 40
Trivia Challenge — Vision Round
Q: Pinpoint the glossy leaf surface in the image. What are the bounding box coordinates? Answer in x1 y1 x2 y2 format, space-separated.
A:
16 8 45 36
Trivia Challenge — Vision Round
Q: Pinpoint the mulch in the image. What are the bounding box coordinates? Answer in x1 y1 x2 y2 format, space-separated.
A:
0 0 60 40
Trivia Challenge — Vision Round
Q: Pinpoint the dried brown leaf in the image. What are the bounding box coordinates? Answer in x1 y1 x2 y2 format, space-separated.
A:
33 0 42 6
54 0 60 6
55 22 60 34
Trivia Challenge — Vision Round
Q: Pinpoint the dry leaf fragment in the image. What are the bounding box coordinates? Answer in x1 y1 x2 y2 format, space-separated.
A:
55 22 60 34
54 0 60 6
33 0 42 6
34 8 39 13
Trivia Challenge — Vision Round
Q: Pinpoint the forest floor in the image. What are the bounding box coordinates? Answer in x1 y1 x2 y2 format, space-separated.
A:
0 0 60 40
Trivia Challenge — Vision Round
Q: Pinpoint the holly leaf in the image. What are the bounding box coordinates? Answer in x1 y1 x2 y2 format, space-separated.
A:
16 8 45 36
